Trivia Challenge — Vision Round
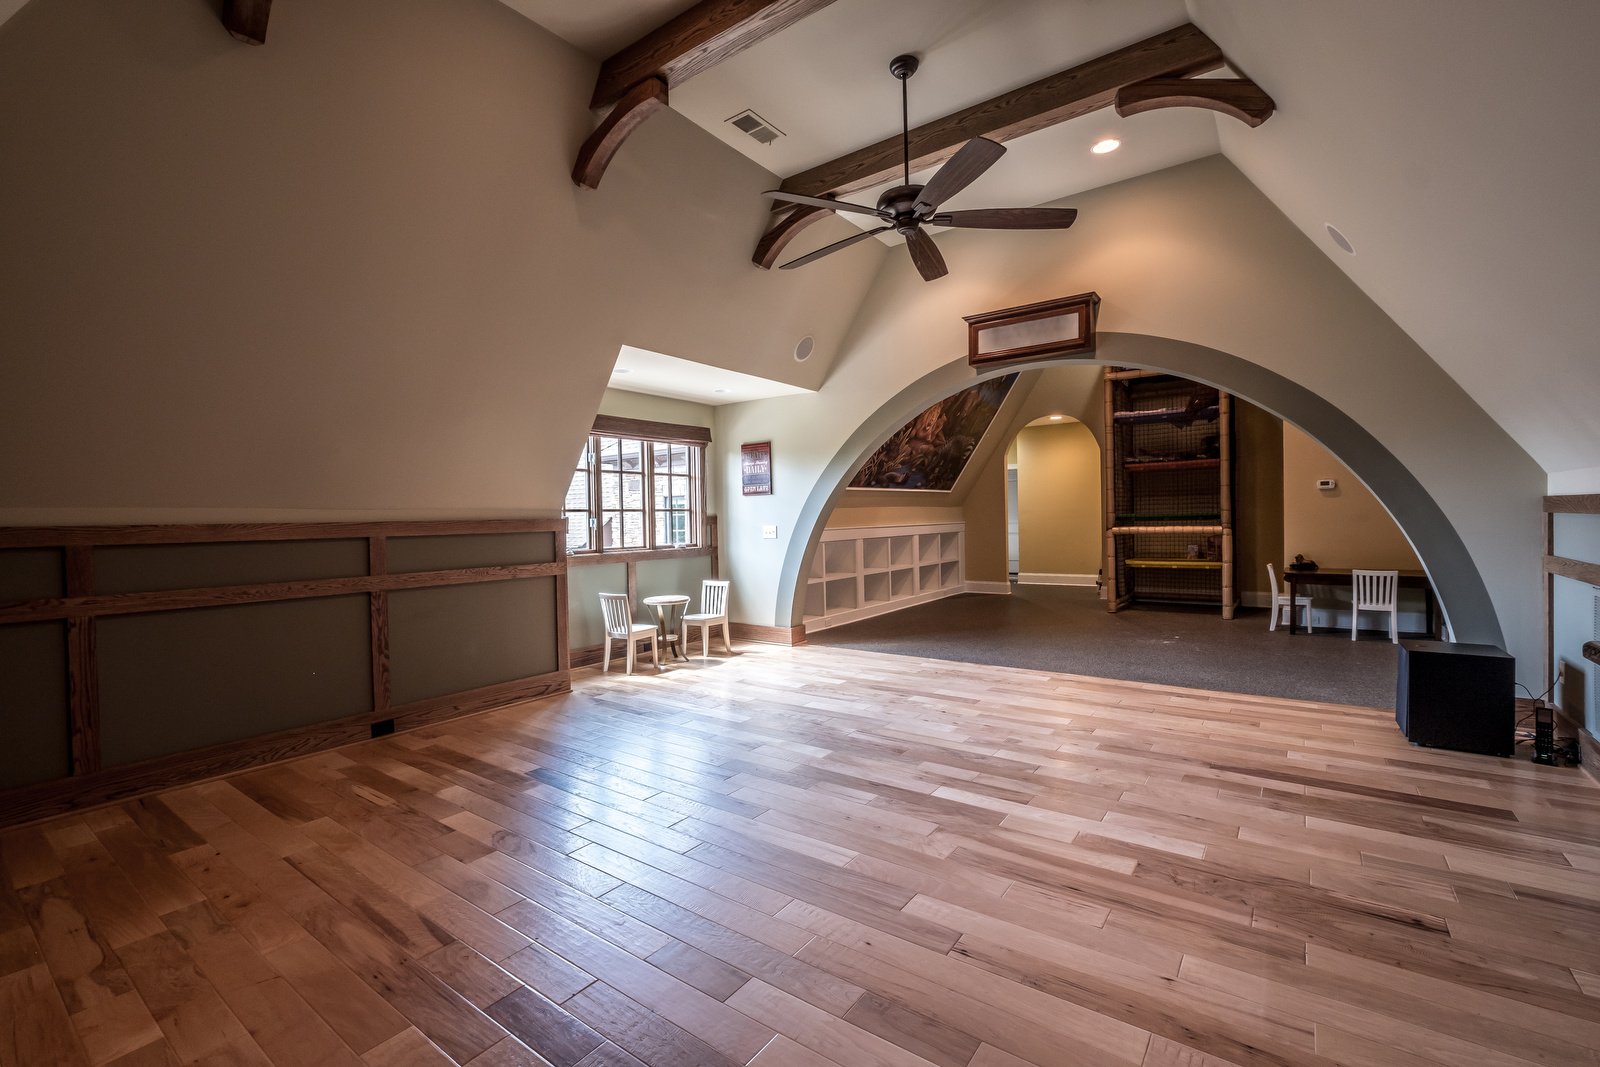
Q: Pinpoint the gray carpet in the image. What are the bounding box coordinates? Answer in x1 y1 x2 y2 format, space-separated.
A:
809 584 1400 708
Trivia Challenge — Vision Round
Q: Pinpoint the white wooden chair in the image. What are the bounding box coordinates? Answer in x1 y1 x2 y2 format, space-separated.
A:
1351 569 1400 642
1266 564 1314 633
680 579 732 659
599 592 660 674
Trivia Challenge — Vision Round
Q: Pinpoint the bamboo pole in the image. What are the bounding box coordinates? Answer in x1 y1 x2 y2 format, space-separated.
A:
1103 369 1169 380
1219 391 1235 620
1103 368 1121 612
1108 525 1225 535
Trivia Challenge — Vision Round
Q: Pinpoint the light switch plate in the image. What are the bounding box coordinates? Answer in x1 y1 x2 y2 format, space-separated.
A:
761 524 778 539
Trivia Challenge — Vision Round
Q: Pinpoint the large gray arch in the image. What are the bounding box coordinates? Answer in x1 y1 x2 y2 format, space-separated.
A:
777 331 1502 648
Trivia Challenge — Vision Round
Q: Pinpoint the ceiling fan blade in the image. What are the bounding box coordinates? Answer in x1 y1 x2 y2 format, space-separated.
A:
902 227 948 281
932 207 1079 230
764 190 888 218
913 138 1005 216
779 226 893 269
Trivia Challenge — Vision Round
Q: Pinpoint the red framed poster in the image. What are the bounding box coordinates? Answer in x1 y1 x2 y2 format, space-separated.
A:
741 442 773 496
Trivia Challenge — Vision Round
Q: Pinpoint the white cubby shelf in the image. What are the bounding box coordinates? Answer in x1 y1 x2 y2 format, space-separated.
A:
803 523 966 633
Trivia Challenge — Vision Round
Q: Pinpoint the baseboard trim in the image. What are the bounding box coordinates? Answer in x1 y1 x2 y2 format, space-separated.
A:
731 622 807 646
1017 573 1097 587
1553 704 1600 786
964 580 1012 595
0 669 570 828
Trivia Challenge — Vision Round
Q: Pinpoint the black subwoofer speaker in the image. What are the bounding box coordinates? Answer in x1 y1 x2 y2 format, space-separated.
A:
1395 640 1514 757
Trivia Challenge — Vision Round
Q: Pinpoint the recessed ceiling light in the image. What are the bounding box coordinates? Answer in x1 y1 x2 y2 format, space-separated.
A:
712 388 730 395
1091 138 1120 155
611 368 631 375
1049 414 1064 421
1325 223 1356 255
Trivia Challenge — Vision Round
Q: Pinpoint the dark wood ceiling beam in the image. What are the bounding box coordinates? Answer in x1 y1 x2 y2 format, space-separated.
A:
591 0 841 109
775 22 1225 204
1114 77 1275 127
573 78 670 190
751 203 832 269
222 0 272 45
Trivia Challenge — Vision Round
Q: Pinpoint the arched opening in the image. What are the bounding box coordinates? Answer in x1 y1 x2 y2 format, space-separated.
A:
780 333 1501 700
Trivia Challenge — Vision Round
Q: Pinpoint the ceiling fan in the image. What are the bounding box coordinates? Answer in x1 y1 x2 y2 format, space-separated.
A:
764 54 1079 282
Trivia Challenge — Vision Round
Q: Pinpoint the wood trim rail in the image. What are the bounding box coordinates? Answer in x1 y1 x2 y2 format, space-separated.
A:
0 518 564 549
567 546 711 568
0 562 564 625
1545 554 1600 587
1545 494 1600 514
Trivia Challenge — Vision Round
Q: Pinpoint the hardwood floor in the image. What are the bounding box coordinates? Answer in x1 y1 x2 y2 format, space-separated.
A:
3 644 1599 1067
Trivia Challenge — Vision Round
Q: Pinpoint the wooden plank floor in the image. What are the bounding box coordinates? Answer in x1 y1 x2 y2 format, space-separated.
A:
3 644 1599 1067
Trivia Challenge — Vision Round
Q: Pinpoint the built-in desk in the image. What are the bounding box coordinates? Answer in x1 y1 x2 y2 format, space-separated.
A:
1281 567 1436 636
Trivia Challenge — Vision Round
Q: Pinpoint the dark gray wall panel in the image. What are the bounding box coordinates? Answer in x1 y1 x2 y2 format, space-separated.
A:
0 622 70 788
389 577 557 705
98 596 371 766
0 548 64 600
95 540 368 594
387 532 556 573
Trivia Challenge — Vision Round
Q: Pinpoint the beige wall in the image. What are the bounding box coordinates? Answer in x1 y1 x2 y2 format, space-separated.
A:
0 0 881 527
960 445 1009 583
1282 424 1420 570
1016 422 1102 579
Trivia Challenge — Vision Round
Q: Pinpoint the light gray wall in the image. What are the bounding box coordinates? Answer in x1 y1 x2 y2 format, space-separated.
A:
716 157 1544 686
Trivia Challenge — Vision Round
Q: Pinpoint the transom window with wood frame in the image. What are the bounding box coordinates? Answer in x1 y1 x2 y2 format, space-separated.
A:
564 415 710 555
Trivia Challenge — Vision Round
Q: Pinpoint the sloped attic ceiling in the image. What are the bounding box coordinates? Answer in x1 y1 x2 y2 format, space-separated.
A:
1190 0 1600 478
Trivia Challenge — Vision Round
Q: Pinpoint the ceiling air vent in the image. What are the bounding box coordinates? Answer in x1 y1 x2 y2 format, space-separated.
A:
726 109 784 145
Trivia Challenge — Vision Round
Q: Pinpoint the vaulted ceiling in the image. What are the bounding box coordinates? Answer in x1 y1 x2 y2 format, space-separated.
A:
498 0 1600 478
4 0 1594 477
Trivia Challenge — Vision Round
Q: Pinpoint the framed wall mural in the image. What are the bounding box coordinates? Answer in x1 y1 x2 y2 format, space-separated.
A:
848 374 1018 492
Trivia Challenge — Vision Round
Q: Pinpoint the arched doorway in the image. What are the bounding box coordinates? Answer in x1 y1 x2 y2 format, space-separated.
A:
778 332 1500 653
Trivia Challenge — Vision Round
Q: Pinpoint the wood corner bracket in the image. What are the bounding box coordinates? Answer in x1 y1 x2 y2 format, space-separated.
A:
752 202 832 270
572 77 669 190
222 0 272 45
1114 77 1275 128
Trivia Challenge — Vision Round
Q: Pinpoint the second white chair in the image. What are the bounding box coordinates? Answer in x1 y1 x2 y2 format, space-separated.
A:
1351 569 1400 642
598 592 660 674
680 578 732 659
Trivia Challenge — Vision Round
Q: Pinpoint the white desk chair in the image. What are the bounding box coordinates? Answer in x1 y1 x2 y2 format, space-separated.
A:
680 579 732 659
1351 569 1400 642
1266 564 1314 633
598 592 660 674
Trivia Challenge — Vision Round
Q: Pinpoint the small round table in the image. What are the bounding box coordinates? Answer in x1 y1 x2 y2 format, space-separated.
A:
641 594 690 662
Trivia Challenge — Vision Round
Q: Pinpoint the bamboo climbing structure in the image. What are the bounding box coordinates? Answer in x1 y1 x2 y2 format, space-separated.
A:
1103 367 1237 617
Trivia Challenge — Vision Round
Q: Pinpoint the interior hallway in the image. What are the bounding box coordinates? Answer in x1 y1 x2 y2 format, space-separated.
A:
3 644 1595 1067
810 585 1402 708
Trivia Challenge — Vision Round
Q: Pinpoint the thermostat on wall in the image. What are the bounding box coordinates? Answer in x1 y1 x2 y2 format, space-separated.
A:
1317 479 1337 491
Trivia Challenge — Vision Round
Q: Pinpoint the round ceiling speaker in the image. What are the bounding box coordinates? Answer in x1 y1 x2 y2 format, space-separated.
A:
1325 223 1355 255
793 335 815 362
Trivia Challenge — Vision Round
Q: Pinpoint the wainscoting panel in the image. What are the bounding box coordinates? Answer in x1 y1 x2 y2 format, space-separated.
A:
98 596 371 767
0 622 70 789
389 576 559 705
0 519 569 825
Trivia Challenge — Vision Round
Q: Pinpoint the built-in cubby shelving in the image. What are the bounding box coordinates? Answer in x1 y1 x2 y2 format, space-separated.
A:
803 523 966 632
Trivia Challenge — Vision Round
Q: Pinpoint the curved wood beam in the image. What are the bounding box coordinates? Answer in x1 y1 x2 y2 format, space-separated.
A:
222 0 272 44
572 77 669 190
1114 77 1275 127
752 203 832 269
